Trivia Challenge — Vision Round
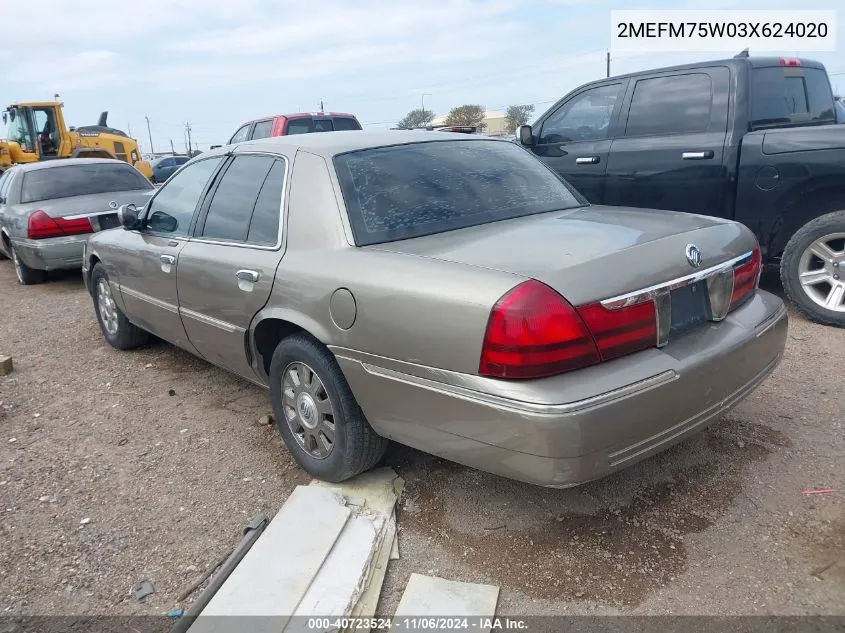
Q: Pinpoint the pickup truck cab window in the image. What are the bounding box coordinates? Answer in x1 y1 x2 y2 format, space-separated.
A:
144 157 224 236
750 67 836 129
539 84 621 144
624 74 712 137
199 155 275 242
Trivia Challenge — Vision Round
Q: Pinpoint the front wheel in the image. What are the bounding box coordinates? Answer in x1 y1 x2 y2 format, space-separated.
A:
91 263 149 349
269 332 388 482
780 210 845 327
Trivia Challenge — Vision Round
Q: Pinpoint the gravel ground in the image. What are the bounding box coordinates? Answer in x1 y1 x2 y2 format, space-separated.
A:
0 262 842 617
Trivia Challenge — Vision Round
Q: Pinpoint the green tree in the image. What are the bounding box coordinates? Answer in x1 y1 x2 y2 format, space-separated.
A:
505 104 535 132
444 104 486 130
396 108 435 130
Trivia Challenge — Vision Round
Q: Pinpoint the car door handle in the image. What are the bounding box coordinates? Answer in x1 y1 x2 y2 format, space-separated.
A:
160 254 176 264
682 151 715 160
236 270 259 283
575 156 600 164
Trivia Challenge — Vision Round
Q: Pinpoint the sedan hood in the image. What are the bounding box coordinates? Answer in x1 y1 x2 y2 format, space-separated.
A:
368 205 755 305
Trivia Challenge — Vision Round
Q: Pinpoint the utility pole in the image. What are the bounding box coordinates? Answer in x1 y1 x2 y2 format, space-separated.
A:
606 51 611 78
320 100 325 112
170 139 176 155
185 122 193 156
127 122 132 137
144 116 155 157
421 93 431 112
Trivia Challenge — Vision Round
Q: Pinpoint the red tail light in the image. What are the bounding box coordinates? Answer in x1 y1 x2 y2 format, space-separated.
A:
779 57 801 67
730 246 762 311
27 210 93 240
576 300 658 361
479 280 600 379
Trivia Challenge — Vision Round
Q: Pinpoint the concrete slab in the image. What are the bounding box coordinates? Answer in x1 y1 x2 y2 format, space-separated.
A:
189 486 350 633
393 574 499 621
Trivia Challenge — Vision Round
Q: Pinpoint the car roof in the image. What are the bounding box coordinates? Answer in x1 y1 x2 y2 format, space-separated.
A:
244 112 358 125
14 157 125 172
223 130 502 159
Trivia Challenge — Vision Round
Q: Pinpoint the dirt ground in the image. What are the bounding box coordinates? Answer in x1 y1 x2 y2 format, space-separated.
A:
0 261 842 617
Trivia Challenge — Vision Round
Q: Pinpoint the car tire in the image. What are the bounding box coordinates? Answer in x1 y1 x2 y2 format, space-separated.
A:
780 210 845 327
269 332 389 482
10 243 46 285
91 263 149 349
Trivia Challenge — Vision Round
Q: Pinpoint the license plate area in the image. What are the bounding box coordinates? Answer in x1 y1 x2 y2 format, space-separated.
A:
670 280 711 335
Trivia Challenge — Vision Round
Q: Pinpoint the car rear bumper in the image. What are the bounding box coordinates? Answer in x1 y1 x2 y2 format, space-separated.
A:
10 235 87 271
334 290 788 487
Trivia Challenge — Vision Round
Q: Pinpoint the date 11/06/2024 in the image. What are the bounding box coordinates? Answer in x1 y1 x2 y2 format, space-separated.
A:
305 617 529 630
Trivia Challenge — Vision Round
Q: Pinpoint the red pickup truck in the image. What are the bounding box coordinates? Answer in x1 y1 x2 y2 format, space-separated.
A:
222 112 362 146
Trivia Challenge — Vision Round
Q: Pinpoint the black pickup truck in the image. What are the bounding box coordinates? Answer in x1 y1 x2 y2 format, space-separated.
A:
518 55 845 326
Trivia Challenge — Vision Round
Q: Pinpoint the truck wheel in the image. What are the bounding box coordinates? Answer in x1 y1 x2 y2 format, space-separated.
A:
780 210 845 327
268 332 388 482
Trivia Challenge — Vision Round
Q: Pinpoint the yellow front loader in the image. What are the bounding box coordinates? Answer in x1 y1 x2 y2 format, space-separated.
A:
0 101 152 179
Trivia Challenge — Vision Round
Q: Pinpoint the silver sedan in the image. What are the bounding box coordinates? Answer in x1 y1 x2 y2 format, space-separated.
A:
0 158 154 284
82 132 788 487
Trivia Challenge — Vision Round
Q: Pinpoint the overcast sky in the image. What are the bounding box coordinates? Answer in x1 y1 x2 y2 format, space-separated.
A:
2 0 842 153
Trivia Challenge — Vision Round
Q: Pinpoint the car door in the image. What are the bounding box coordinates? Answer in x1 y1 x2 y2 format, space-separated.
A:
116 156 225 348
603 67 731 216
176 153 287 379
530 82 626 203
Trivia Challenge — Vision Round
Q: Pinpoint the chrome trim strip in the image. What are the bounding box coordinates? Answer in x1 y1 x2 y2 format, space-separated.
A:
600 250 754 308
358 362 678 416
180 307 244 334
63 210 118 220
119 285 178 314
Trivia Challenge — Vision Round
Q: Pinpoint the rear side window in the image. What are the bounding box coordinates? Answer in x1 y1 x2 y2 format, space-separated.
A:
201 155 275 242
332 117 361 131
751 67 835 128
285 118 313 135
247 161 286 245
625 73 713 137
334 140 583 246
252 120 273 140
21 163 154 203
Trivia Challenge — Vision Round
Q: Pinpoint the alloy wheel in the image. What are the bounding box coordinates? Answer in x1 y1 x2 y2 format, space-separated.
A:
96 279 120 336
797 232 845 312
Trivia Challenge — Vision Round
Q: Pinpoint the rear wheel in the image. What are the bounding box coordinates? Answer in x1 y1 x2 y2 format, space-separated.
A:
780 210 845 327
91 263 149 349
10 243 46 285
269 332 388 482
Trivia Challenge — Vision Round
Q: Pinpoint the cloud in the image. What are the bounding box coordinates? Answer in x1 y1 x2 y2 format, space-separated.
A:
2 50 126 92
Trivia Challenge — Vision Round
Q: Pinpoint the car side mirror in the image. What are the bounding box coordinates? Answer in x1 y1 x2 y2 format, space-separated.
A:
517 124 534 147
117 203 140 230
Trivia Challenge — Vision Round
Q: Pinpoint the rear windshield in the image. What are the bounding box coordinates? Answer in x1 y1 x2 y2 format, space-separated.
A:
333 117 361 131
750 66 836 129
21 162 153 203
334 140 583 246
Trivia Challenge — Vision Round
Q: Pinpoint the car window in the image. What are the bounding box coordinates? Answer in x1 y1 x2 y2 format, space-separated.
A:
286 118 313 135
334 140 583 246
252 120 273 140
175 156 189 165
0 170 12 203
751 67 835 128
332 117 361 131
20 163 154 204
229 124 251 144
201 155 275 242
625 73 712 137
539 84 621 144
144 157 224 236
246 160 286 245
313 119 334 133
160 158 174 168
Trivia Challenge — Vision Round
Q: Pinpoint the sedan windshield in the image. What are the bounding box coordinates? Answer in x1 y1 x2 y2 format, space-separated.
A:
21 162 154 203
334 140 584 245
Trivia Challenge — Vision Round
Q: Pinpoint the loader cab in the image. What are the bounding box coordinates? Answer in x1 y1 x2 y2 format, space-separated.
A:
3 104 64 159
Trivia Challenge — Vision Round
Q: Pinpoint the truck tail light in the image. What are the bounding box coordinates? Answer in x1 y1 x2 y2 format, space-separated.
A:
479 280 601 379
28 210 93 240
576 300 658 361
729 246 762 311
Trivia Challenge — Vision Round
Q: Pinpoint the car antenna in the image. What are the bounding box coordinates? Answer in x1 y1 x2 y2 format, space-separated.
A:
734 48 750 58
